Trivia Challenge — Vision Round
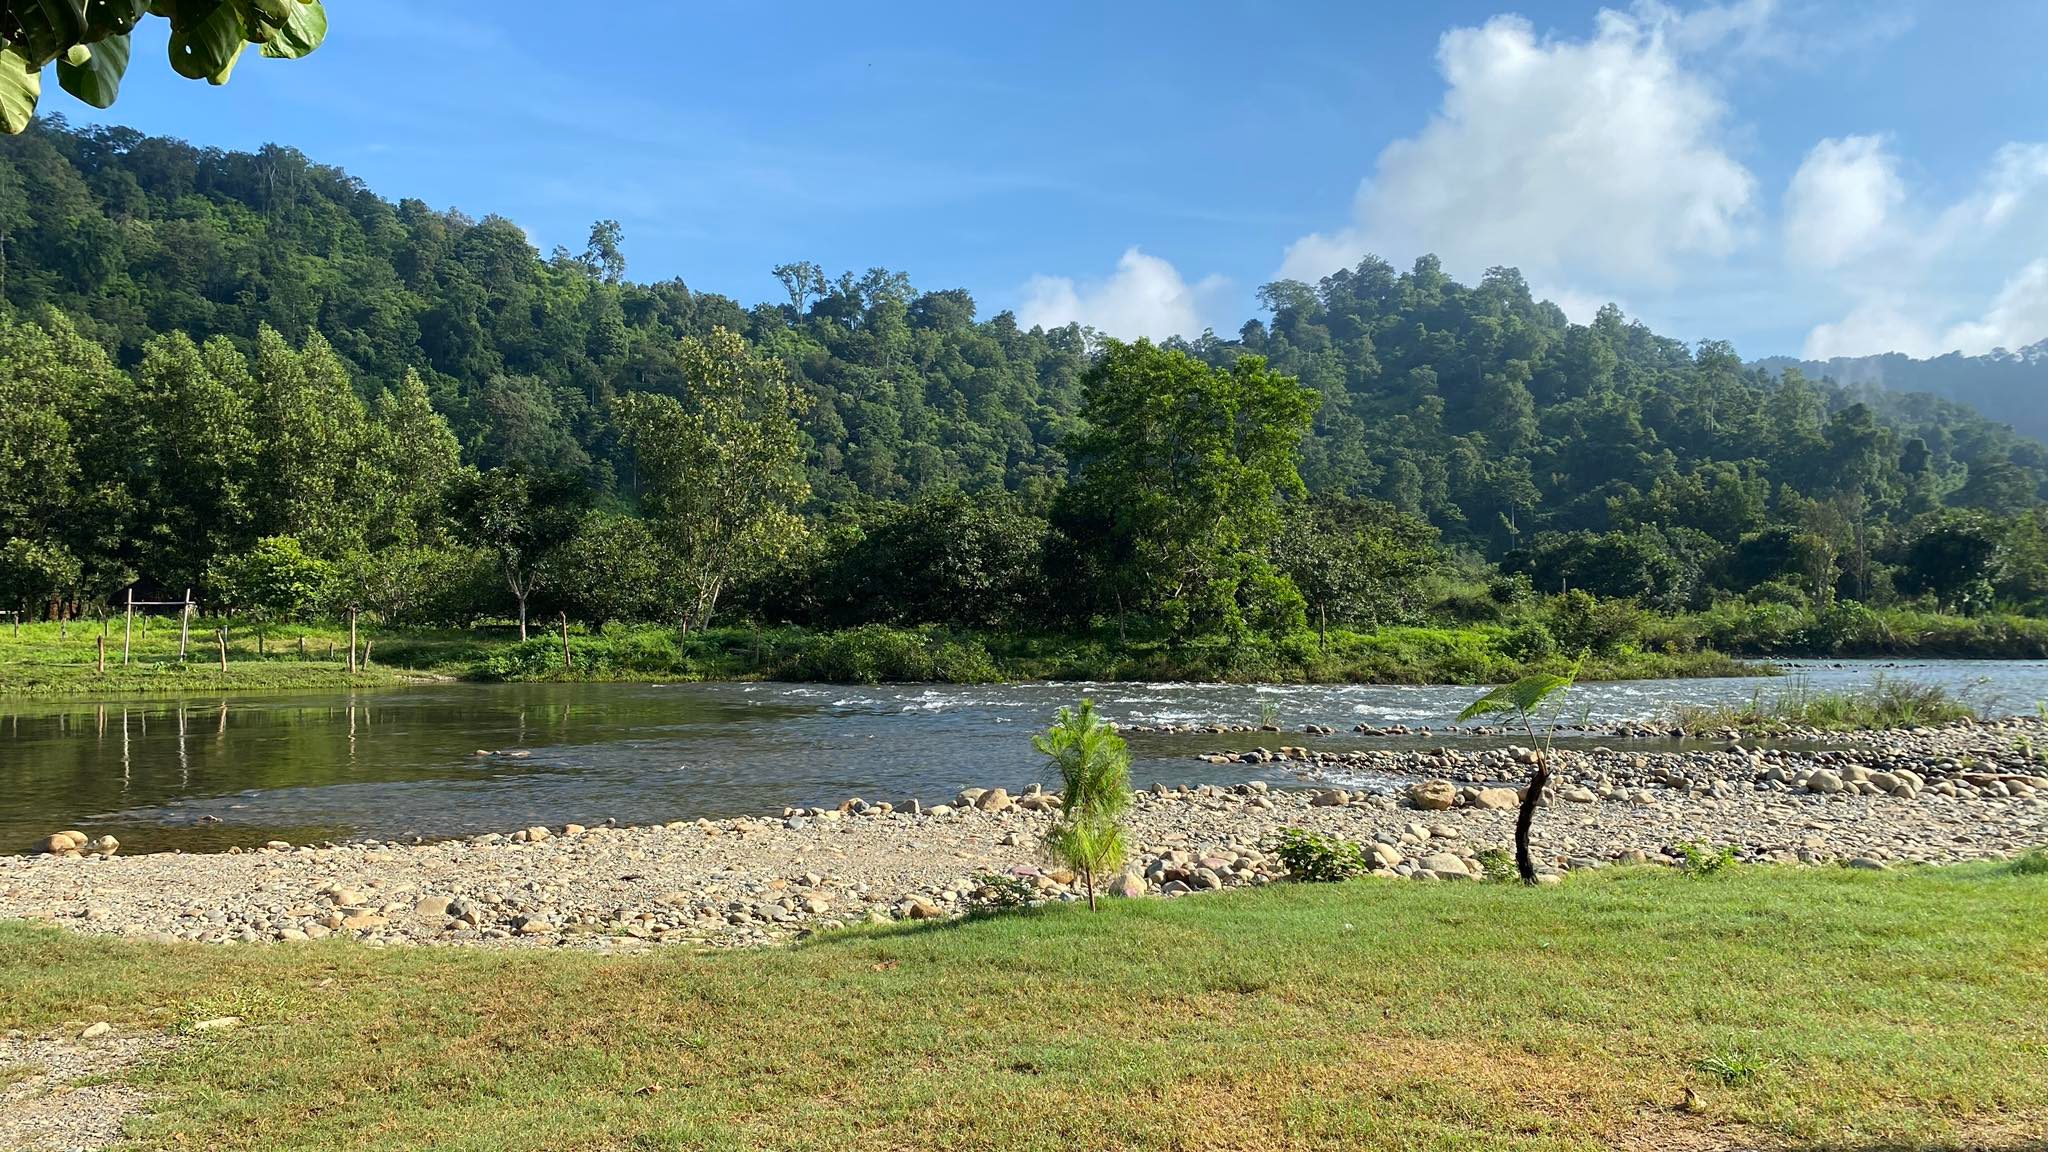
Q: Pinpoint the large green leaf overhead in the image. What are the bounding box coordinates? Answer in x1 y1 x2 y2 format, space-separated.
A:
0 0 323 127
54 34 128 106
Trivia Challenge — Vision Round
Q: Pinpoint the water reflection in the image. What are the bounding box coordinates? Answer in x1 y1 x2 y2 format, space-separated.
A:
4 660 2046 853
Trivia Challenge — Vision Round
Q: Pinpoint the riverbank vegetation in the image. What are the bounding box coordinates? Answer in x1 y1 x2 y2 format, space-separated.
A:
1673 676 1984 732
8 119 2048 693
2 861 2043 1149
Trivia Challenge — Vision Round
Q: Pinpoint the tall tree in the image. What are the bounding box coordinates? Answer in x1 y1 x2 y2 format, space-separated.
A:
614 327 809 634
1058 340 1316 637
447 467 589 639
133 332 257 589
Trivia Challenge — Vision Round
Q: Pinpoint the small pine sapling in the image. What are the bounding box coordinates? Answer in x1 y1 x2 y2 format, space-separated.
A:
1034 699 1132 911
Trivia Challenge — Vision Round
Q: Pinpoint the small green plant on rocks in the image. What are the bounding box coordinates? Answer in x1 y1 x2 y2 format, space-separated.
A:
1035 698 1131 912
1272 828 1371 882
1474 847 1518 883
2012 848 2048 876
965 871 1036 912
1675 841 1738 879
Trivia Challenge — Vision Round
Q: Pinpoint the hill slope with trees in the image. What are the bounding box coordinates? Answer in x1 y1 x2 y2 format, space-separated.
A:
5 115 2048 683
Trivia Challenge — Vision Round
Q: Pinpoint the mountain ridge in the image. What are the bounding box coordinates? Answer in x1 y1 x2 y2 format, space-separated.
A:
1755 341 2048 444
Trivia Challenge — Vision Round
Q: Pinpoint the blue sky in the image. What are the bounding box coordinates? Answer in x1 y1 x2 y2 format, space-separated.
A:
65 0 2048 360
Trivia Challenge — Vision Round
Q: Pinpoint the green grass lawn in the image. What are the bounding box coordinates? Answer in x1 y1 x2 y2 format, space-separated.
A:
4 863 2044 1150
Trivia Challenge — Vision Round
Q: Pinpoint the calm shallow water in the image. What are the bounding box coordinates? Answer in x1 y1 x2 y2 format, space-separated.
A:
5 660 2046 852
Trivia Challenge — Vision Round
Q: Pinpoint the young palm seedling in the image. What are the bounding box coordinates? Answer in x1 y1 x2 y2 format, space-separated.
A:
1034 699 1132 911
1459 657 1581 884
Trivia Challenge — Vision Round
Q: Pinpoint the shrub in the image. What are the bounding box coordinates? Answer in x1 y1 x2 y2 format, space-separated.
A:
2011 849 2048 877
1497 620 1558 663
777 625 999 683
1474 847 1517 883
1272 828 1371 882
1675 841 1738 878
964 871 1036 912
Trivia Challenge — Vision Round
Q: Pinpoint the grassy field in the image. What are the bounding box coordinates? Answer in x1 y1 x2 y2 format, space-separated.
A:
3 863 2045 1150
0 617 1756 697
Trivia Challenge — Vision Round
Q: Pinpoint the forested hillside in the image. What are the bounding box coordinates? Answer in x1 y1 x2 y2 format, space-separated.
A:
6 115 2048 658
1756 343 2048 449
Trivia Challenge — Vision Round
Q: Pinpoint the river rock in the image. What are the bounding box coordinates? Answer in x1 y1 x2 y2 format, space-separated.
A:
1310 788 1350 807
1418 852 1469 878
1407 780 1457 811
1108 873 1146 899
1806 770 1845 795
974 788 1013 813
1471 787 1520 810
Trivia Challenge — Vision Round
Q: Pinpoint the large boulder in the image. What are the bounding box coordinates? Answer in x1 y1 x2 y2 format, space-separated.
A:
973 788 1013 813
1418 852 1470 878
1470 787 1521 810
1407 780 1457 811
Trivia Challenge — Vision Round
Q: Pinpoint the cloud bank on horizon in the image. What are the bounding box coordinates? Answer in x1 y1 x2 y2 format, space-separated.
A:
1022 0 2048 362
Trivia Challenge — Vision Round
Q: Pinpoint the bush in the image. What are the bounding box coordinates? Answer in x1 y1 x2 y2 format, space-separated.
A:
1674 841 1737 878
1272 828 1371 882
2008 849 2048 877
964 871 1037 912
1497 620 1558 663
1543 590 1646 656
777 625 999 683
1474 847 1517 883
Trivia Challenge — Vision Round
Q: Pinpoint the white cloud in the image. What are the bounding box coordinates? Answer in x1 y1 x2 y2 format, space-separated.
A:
1940 259 2048 356
1800 302 1939 361
1279 7 1756 289
1018 247 1228 341
1784 135 1903 270
1797 142 2048 358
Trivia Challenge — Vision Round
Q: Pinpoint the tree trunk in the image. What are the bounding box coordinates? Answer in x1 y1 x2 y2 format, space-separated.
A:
516 594 528 641
1085 866 1097 913
1516 756 1551 885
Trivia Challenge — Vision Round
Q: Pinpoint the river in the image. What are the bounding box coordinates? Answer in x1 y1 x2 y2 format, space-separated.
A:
6 660 2047 852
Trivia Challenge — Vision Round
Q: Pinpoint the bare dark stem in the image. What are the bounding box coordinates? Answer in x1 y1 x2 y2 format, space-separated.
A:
1517 754 1549 885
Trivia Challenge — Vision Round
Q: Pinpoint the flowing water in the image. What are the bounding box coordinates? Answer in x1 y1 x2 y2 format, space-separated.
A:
5 660 2046 852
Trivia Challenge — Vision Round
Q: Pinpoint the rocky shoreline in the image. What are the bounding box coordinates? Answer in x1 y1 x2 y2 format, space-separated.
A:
5 718 2045 952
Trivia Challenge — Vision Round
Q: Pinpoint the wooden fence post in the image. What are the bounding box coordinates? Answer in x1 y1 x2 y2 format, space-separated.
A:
97 634 106 674
122 588 133 666
361 639 374 669
178 589 191 661
299 635 308 662
347 607 358 673
560 612 573 671
217 628 228 672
